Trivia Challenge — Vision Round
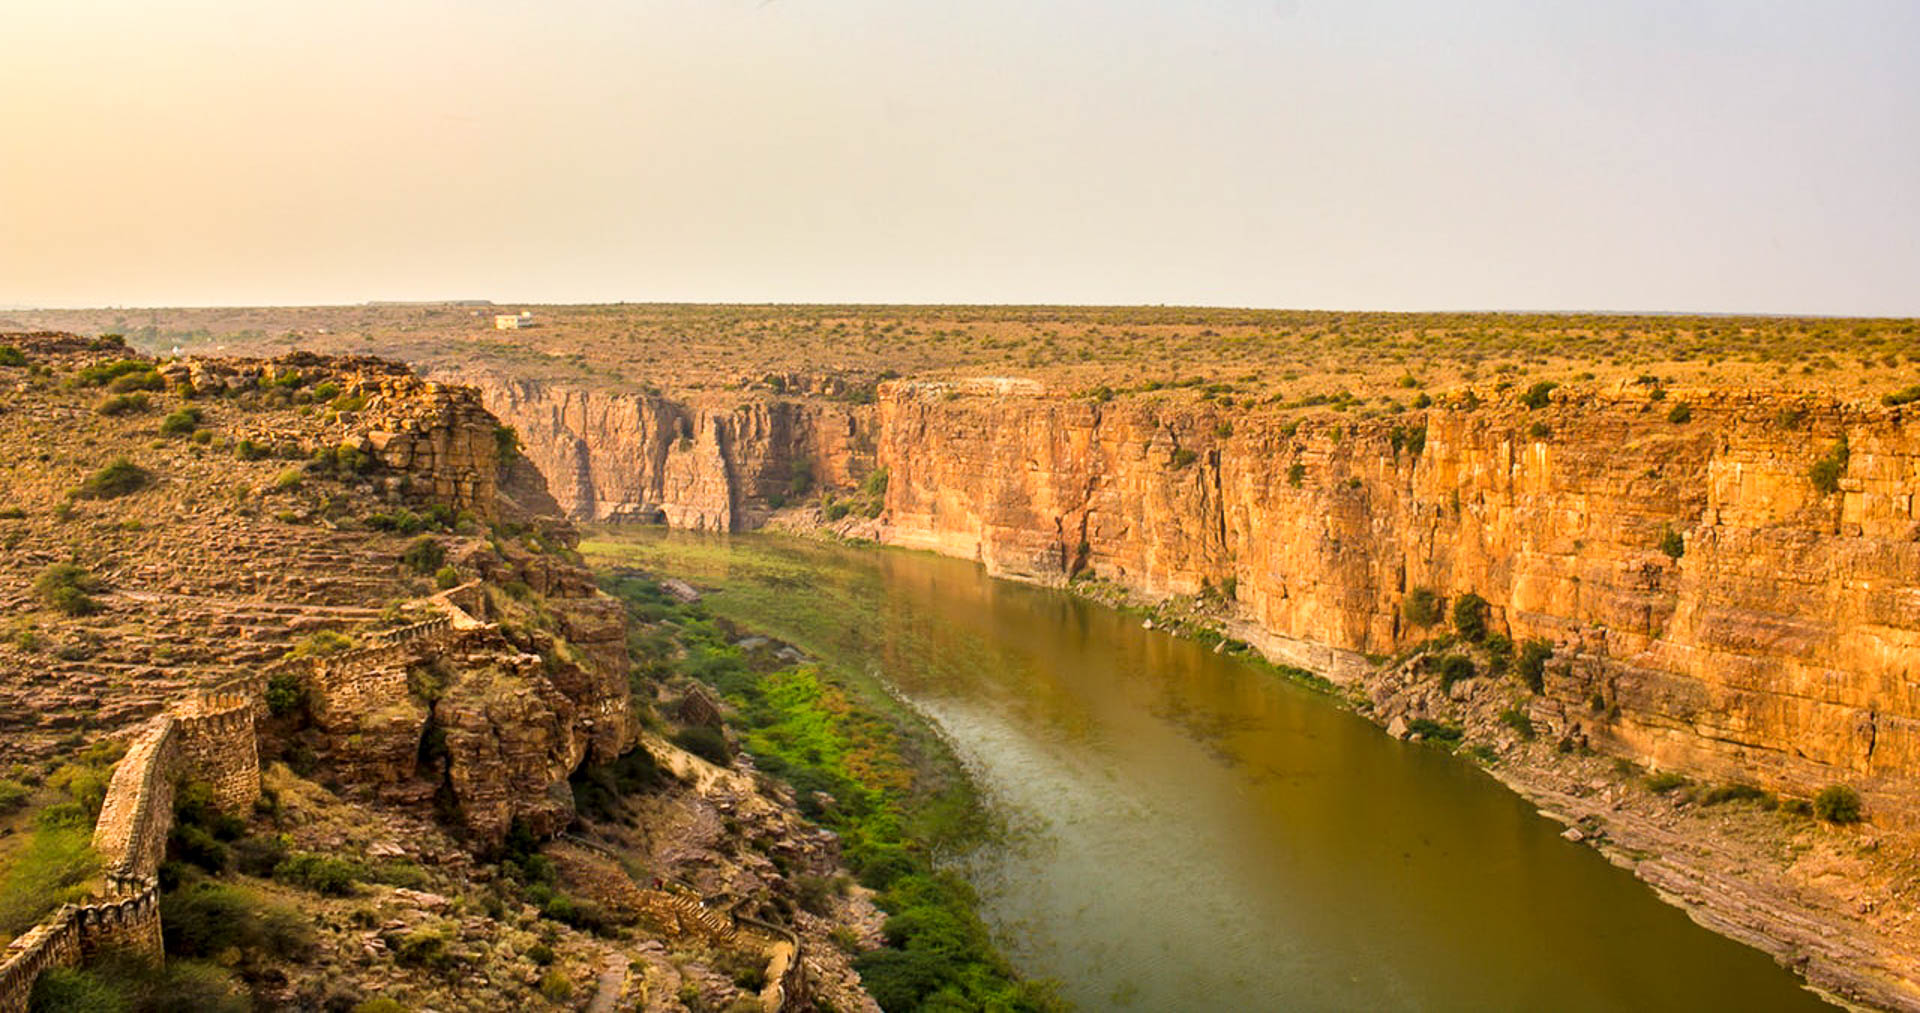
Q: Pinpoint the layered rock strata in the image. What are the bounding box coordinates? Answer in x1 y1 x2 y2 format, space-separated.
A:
476 376 1920 825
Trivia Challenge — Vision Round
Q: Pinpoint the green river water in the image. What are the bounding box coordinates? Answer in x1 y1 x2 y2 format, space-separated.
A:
586 530 1831 1013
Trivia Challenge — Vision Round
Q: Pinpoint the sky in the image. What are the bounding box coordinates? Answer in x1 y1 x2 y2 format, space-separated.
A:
1 0 1916 315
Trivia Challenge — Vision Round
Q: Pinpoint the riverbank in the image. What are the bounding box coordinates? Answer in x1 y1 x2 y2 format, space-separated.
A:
788 515 1918 1012
589 542 1065 1012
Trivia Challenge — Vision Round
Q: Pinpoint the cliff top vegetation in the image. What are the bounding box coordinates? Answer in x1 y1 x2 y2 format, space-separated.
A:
8 304 1918 409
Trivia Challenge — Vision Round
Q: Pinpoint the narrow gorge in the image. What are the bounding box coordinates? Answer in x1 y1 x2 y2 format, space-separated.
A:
458 367 1920 1008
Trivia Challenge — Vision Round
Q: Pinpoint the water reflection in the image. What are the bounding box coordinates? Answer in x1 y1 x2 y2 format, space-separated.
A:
623 532 1831 1012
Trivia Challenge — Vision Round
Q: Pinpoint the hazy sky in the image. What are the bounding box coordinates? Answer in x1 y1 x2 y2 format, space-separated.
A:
3 1 1916 314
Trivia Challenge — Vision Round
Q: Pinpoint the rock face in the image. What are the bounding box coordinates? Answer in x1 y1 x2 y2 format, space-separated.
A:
477 374 1920 825
454 372 876 530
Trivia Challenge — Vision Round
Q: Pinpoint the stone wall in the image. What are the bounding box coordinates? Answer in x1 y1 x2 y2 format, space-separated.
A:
0 915 79 1013
90 719 181 883
173 705 262 814
2 678 265 1008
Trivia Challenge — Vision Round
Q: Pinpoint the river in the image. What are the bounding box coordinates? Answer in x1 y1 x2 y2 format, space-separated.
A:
583 529 1831 1012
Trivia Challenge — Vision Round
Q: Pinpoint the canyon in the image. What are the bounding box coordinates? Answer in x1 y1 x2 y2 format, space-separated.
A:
464 371 1920 821
460 367 1920 1007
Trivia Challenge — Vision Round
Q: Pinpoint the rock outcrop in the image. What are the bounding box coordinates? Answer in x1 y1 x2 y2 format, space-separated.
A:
452 372 877 531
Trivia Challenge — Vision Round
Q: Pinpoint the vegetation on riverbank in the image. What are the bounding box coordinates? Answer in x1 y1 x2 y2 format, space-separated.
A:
595 544 1065 1012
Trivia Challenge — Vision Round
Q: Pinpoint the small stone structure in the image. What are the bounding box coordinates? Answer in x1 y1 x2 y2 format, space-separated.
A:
0 590 494 1009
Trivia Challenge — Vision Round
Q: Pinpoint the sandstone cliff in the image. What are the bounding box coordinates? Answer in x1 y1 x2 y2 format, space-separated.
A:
468 375 1920 827
449 371 877 530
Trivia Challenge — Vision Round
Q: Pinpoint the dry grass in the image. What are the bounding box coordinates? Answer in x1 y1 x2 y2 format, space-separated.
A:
7 304 1918 407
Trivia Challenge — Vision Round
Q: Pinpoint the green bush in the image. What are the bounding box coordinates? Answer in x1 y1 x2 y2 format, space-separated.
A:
0 824 100 935
1813 784 1863 823
1659 528 1685 560
365 508 425 534
673 725 732 765
1520 380 1557 409
234 439 268 462
274 852 362 895
1516 639 1553 693
1402 587 1442 627
1498 708 1535 740
265 671 306 717
0 779 29 814
1697 783 1773 807
74 458 150 499
73 359 154 387
1666 401 1693 424
434 566 462 590
1880 385 1920 407
159 406 203 435
1451 592 1488 641
1809 438 1849 495
32 957 246 1013
36 563 105 616
0 345 26 367
1644 771 1688 794
1407 718 1463 743
1287 462 1306 487
539 969 574 1001
95 392 151 416
401 537 446 575
287 629 354 658
161 880 313 961
1437 654 1476 689
1168 448 1198 469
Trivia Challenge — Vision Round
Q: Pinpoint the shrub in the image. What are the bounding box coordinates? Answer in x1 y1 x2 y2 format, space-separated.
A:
1437 654 1476 689
1658 527 1685 560
1451 592 1488 641
365 508 424 534
287 630 353 658
29 965 125 1012
1286 462 1306 487
1402 587 1442 627
95 392 151 416
1644 771 1688 794
1880 385 1920 407
159 406 203 435
35 563 104 616
434 566 461 590
1698 783 1773 807
234 439 268 461
274 852 362 895
1813 784 1863 824
1499 708 1535 740
352 1001 408 1013
0 779 28 814
0 345 25 367
853 948 953 1012
161 880 313 960
1666 401 1693 424
1406 718 1463 743
713 948 768 991
1520 380 1557 409
232 833 290 877
265 671 306 717
1168 448 1198 469
1517 639 1553 693
1527 421 1550 439
673 725 732 765
539 969 574 1001
401 537 446 575
0 825 99 935
74 458 150 499
1809 438 1849 495
73 358 154 387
